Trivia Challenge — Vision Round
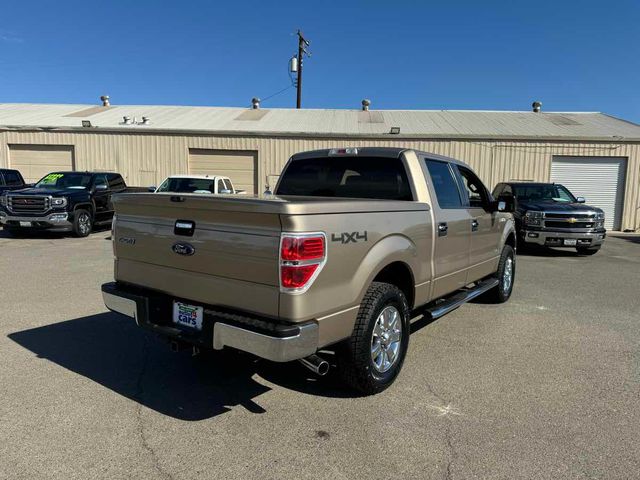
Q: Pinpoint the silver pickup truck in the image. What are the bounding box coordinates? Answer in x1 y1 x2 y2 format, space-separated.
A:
102 148 516 394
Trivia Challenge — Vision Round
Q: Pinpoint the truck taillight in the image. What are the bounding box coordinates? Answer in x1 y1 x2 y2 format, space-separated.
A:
280 233 326 292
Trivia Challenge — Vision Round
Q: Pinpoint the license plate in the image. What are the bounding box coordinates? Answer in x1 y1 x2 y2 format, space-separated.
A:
19 221 32 227
172 302 204 331
564 239 577 246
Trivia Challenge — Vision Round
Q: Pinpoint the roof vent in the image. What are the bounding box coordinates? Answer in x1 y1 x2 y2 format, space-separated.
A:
100 95 110 107
122 116 132 125
251 97 260 109
362 99 371 111
532 101 542 113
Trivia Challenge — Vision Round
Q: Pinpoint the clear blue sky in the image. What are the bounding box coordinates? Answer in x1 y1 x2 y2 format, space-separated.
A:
1 0 639 121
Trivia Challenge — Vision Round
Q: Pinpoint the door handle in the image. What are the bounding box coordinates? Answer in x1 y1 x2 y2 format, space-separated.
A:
471 219 479 232
438 222 448 237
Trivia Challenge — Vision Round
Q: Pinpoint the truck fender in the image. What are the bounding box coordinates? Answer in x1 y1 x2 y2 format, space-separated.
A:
499 217 517 250
73 202 94 218
352 234 418 307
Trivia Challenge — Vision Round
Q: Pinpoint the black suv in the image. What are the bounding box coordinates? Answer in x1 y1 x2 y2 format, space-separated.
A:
0 171 138 237
492 182 606 255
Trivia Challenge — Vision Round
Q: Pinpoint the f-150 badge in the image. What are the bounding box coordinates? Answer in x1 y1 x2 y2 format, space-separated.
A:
331 231 368 244
172 242 196 256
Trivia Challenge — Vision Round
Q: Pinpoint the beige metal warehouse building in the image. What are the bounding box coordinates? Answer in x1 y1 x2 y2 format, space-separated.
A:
0 102 639 231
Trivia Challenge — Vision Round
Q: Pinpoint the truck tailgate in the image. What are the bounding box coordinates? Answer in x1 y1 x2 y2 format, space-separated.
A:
112 193 282 316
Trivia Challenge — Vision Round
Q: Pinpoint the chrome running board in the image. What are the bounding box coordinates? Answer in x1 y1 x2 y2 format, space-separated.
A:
424 277 500 320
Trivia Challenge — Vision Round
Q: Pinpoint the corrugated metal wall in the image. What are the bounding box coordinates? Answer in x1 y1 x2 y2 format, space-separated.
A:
0 130 638 230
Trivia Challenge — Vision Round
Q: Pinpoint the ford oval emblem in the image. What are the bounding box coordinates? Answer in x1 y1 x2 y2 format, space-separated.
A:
172 242 195 256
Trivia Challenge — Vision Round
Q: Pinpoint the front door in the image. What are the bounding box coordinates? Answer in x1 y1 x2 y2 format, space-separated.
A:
455 165 502 282
424 159 472 299
92 174 111 223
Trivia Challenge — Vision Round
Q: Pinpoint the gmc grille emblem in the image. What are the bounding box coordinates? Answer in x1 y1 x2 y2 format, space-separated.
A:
172 242 195 256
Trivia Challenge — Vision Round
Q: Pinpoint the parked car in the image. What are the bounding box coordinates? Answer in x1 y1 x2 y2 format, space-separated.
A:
492 181 606 255
0 171 144 237
102 147 516 394
0 168 28 193
152 175 246 195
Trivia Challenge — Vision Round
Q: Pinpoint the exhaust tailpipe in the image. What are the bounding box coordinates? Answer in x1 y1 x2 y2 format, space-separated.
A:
298 354 330 376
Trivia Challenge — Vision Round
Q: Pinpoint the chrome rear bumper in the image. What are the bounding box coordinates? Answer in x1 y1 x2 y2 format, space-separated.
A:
101 282 318 362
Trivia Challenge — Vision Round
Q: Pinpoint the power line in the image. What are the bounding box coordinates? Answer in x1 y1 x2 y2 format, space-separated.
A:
249 84 294 108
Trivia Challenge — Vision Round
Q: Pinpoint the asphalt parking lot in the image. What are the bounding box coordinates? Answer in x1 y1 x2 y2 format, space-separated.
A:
1 230 639 480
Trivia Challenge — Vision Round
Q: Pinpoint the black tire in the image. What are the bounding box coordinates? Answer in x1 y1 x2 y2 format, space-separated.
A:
73 209 93 237
337 282 410 395
484 244 516 303
576 246 600 256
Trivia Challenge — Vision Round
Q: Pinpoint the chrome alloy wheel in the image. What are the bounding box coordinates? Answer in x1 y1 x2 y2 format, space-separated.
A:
78 212 91 235
371 306 402 373
503 256 514 294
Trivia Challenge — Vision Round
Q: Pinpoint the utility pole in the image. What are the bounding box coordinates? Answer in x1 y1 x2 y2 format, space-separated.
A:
295 30 310 109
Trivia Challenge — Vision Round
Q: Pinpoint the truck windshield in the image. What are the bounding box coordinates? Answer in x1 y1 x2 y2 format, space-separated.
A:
513 184 576 203
276 156 413 201
35 173 92 189
157 178 215 194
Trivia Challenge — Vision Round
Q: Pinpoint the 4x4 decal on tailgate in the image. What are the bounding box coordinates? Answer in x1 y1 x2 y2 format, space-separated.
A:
331 231 368 244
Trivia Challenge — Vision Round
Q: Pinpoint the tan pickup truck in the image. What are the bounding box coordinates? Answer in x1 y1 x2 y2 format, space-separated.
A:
102 148 516 394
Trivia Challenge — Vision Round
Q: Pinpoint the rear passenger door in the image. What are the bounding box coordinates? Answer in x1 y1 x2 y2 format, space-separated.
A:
455 166 502 282
424 159 472 299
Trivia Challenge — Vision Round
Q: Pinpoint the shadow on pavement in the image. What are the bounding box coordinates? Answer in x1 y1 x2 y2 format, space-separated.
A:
610 234 640 244
8 312 355 421
0 225 111 240
0 228 66 240
517 246 583 257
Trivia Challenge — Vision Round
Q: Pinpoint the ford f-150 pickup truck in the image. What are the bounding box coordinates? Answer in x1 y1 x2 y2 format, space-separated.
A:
492 181 606 255
102 148 517 394
0 171 144 237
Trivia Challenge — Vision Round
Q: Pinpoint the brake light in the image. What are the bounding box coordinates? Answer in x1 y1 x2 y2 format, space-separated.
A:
280 233 326 292
281 236 324 261
328 148 359 156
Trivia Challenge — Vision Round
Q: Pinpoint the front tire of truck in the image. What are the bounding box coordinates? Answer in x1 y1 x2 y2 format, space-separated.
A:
484 244 515 303
337 282 410 395
72 209 93 238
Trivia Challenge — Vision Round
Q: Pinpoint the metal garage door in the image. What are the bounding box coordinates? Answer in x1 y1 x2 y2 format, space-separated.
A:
551 156 627 230
188 149 257 194
9 144 75 183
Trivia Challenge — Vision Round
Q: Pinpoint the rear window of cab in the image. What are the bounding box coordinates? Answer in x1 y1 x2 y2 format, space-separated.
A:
276 157 413 201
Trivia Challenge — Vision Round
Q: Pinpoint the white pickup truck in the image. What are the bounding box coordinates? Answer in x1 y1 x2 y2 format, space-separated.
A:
153 175 246 195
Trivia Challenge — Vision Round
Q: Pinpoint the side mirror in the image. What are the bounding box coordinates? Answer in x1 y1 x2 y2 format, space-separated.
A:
148 186 157 192
495 196 515 213
95 184 108 191
576 197 586 203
